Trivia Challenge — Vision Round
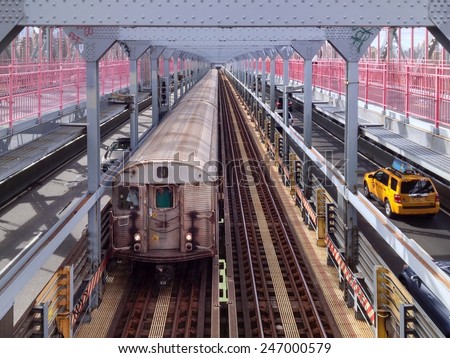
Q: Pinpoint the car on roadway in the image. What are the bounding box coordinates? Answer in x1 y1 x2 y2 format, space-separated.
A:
363 159 440 218
101 137 131 172
276 96 293 112
398 261 450 337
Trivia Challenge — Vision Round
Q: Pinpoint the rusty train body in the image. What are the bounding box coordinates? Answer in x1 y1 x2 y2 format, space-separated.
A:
109 69 219 264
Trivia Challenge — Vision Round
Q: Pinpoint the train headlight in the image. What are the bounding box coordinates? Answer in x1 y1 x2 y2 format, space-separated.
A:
185 232 193 242
134 233 142 242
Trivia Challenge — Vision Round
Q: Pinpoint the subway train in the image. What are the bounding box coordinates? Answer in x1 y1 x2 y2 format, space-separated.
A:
109 69 219 268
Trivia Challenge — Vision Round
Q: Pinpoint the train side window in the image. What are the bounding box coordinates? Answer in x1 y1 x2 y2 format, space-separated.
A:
157 166 169 179
126 187 139 209
155 186 173 208
118 186 139 210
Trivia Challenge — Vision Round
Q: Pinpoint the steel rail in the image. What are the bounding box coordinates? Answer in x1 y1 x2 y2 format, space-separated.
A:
234 98 330 338
229 69 450 317
220 73 266 337
223 74 334 337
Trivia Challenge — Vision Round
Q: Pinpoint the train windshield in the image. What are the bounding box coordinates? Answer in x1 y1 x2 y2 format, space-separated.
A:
118 186 139 210
156 186 173 208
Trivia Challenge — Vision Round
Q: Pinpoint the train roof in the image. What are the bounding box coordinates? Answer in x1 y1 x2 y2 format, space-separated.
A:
121 70 219 184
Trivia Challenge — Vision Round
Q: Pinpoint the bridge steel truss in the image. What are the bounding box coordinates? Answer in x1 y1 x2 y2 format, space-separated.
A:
0 0 450 337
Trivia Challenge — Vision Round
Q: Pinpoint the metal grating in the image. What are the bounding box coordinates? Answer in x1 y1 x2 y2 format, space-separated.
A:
74 263 128 338
148 286 173 338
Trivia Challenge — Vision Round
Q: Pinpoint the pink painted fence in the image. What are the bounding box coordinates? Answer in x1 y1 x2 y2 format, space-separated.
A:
0 60 130 128
284 58 450 128
2 56 449 130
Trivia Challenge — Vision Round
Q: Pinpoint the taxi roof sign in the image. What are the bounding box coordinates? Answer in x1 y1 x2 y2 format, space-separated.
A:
391 158 416 174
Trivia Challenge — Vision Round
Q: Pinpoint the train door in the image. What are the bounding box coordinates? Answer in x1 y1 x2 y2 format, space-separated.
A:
148 185 181 250
110 185 145 249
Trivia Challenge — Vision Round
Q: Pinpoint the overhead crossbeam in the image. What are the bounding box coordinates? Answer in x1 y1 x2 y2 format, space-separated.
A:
120 27 327 62
2 2 450 62
17 1 433 27
118 27 327 41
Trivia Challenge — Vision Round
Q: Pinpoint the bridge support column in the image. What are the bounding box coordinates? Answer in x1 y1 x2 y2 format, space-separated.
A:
173 53 180 104
276 46 293 167
291 40 325 202
186 58 192 89
151 46 165 126
129 59 139 149
179 54 186 97
302 58 313 199
325 27 380 307
124 41 151 149
260 52 267 105
343 61 360 290
86 60 102 312
266 50 277 144
72 30 115 314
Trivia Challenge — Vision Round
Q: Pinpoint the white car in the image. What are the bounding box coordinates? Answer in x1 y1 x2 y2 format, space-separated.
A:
101 137 131 172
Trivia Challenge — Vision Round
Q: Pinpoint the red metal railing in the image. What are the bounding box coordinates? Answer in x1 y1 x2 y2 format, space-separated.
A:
0 60 130 128
0 57 189 129
2 56 450 130
277 58 450 128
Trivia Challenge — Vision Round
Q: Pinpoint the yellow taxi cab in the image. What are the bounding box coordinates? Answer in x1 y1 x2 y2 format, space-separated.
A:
363 159 440 218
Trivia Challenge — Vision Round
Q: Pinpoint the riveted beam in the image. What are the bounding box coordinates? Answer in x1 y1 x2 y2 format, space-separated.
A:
429 0 450 52
17 1 434 27
63 27 119 61
0 0 24 53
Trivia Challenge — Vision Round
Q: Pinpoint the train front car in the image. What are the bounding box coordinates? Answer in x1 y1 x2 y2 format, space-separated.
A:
110 69 219 263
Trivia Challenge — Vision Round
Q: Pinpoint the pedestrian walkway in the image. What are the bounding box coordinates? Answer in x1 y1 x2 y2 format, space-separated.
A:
0 93 148 184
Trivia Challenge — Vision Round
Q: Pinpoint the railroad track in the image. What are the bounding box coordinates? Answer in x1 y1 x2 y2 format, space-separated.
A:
73 73 340 338
109 259 212 338
220 72 339 338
